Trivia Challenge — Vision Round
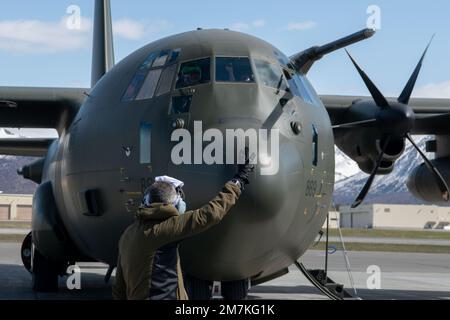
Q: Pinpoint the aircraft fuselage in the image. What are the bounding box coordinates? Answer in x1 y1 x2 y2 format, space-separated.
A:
42 30 335 282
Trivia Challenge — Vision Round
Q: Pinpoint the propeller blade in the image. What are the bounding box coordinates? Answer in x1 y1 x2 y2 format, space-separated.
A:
345 50 390 108
352 137 391 208
398 35 434 105
406 134 450 201
332 119 377 130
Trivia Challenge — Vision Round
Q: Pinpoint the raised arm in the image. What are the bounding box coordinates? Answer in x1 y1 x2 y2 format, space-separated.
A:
147 182 241 245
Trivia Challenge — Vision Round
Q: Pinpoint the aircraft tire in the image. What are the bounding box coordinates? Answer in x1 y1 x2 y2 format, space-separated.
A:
184 275 213 300
21 232 32 273
31 246 60 292
221 280 249 300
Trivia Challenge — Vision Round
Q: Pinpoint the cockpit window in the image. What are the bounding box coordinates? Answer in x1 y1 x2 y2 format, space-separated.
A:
288 74 321 106
156 64 177 97
136 69 162 100
254 59 288 91
301 75 323 107
168 49 181 64
123 49 181 102
141 52 158 69
122 52 158 101
176 58 211 89
152 50 169 68
274 51 291 66
216 57 255 83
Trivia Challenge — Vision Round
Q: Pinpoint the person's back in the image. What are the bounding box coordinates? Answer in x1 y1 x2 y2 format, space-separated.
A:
113 154 254 300
113 181 244 300
115 202 181 300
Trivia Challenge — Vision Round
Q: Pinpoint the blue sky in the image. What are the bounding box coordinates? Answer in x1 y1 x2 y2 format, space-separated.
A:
1 0 450 98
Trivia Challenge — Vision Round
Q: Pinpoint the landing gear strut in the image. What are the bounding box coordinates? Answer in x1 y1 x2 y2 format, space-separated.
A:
31 246 60 292
185 275 249 300
22 232 67 292
185 275 213 300
221 280 249 300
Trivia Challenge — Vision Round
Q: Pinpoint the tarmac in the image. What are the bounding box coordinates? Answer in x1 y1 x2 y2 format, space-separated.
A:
323 236 450 246
0 228 29 235
1 242 450 300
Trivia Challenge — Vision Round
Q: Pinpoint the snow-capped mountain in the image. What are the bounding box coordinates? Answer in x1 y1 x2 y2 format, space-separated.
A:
334 146 361 182
0 155 39 194
0 128 57 139
0 129 54 194
334 136 432 205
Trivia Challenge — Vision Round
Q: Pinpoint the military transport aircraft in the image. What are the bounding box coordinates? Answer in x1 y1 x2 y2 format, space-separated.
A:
1 0 450 299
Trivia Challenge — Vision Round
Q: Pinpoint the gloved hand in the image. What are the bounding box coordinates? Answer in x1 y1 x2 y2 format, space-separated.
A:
233 148 255 190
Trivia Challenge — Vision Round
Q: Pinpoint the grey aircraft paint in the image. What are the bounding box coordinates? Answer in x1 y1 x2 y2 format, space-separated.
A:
56 28 335 281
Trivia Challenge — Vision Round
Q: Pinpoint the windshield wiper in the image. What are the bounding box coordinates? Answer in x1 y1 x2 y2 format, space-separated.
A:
276 74 284 95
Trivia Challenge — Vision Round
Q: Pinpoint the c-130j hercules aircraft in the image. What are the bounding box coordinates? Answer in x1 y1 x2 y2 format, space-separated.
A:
1 0 450 299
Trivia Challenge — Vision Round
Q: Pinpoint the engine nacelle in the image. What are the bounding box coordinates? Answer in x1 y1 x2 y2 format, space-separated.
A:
407 157 450 203
335 132 405 175
32 181 75 261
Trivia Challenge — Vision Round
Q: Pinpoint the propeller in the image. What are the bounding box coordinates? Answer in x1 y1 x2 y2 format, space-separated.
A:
398 35 434 105
346 52 389 108
352 137 391 208
332 119 377 130
343 37 450 208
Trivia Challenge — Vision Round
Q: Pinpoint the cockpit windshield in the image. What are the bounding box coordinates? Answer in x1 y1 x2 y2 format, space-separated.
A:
176 58 211 89
254 59 288 91
287 74 322 106
216 57 255 83
122 48 181 102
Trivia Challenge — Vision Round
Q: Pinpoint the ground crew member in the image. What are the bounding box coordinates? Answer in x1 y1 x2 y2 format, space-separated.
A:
112 158 254 300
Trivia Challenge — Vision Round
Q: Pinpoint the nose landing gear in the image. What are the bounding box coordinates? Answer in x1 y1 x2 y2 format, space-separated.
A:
184 275 249 300
220 279 249 300
31 246 61 292
21 232 69 292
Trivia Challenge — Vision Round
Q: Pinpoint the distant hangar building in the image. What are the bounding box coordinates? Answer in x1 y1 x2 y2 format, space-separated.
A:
2 193 450 231
0 194 33 221
339 204 450 230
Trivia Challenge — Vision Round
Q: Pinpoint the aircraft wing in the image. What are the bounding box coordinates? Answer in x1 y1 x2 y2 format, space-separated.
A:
0 86 86 157
321 95 450 135
0 138 56 157
0 86 86 131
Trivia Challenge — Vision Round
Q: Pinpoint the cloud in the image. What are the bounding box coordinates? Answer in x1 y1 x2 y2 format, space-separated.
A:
0 16 172 53
414 81 450 98
0 17 91 53
114 19 172 40
230 22 250 31
230 19 266 32
113 19 146 40
146 19 172 36
252 20 266 28
286 21 317 31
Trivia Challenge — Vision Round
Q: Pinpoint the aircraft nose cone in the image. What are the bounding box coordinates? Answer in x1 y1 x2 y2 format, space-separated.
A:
229 132 302 221
243 170 287 219
179 132 308 280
